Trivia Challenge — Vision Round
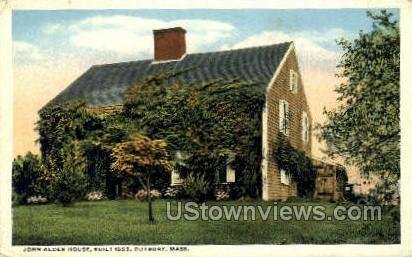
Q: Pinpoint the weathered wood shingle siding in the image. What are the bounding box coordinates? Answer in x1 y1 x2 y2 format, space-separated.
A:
264 46 312 201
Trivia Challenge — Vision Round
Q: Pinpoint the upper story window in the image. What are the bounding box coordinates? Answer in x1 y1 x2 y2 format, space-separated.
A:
302 111 309 143
279 99 290 136
289 69 298 94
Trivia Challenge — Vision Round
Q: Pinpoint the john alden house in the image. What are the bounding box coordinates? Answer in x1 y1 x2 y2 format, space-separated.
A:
43 27 343 202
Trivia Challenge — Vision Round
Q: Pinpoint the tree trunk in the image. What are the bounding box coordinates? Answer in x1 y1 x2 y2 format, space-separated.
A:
147 174 154 223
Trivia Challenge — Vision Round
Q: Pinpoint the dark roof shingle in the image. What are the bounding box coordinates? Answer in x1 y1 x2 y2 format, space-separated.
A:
50 42 292 107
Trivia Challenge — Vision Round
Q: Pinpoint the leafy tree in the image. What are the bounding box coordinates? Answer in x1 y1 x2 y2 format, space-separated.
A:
318 10 400 178
12 152 45 204
111 133 173 222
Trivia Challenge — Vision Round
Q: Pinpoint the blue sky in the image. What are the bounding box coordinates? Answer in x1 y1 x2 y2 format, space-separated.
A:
12 8 399 156
13 9 399 64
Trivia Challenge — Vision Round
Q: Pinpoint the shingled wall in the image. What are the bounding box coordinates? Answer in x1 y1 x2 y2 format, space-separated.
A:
264 46 312 201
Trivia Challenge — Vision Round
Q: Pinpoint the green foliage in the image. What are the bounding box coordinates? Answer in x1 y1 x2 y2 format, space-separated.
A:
12 152 46 204
52 142 87 206
37 101 105 175
37 68 266 200
182 173 211 203
368 171 400 205
317 10 400 177
123 74 265 198
274 134 317 197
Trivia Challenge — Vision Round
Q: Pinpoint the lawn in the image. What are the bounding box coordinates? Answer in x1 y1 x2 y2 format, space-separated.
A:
13 199 400 245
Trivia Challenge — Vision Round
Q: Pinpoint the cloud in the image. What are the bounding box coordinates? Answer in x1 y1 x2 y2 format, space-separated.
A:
42 23 65 34
221 29 345 75
66 15 236 59
13 41 45 63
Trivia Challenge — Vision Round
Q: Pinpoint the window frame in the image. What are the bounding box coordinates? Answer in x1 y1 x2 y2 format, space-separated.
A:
280 169 291 186
301 111 309 144
279 99 290 136
289 69 298 94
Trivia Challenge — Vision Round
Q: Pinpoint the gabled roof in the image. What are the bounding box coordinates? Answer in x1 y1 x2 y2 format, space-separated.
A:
50 42 292 107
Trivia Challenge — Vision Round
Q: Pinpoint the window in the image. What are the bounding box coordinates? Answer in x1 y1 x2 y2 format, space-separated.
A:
171 170 183 185
289 69 298 94
280 169 290 185
301 111 309 143
215 160 236 184
279 99 290 136
226 165 236 183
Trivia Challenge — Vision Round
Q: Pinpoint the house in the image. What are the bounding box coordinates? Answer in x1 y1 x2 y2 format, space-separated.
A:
48 27 314 201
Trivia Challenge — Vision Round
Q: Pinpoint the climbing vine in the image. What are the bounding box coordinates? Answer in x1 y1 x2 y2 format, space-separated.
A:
274 133 317 197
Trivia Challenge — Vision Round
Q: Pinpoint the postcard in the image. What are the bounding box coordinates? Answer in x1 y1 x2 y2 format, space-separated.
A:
1 1 411 256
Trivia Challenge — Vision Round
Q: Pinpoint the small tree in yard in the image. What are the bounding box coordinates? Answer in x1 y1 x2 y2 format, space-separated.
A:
111 133 173 222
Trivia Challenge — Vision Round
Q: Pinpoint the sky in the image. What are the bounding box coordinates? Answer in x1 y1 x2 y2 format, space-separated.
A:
12 9 400 161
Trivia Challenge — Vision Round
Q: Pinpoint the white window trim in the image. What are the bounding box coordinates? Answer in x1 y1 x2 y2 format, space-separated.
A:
289 69 298 94
171 170 183 185
279 99 290 136
301 111 309 144
280 169 291 186
226 165 236 183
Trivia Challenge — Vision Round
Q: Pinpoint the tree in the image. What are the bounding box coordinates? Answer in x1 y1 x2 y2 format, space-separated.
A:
111 133 173 222
318 10 400 178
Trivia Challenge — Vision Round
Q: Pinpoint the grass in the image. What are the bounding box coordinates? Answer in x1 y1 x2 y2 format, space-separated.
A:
13 199 400 245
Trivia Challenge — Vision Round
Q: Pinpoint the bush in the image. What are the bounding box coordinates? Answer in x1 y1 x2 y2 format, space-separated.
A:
215 189 230 201
134 189 162 201
85 191 106 201
163 186 183 199
182 173 210 203
53 143 87 206
12 152 46 204
27 195 48 204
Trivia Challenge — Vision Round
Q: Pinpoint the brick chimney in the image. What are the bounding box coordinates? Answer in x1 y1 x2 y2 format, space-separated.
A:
153 27 186 61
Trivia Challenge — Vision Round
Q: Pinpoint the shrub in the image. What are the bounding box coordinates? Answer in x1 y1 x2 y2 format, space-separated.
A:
163 186 183 199
53 142 87 206
85 191 106 201
12 152 45 204
182 173 210 203
215 189 230 201
134 189 162 201
27 195 48 204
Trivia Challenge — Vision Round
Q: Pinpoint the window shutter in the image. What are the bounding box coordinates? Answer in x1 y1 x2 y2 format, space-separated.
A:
285 101 289 135
279 100 284 132
279 100 289 136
